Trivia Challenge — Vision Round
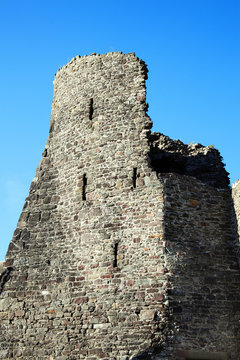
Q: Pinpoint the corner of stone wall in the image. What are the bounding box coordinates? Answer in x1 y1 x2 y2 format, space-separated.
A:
232 179 240 247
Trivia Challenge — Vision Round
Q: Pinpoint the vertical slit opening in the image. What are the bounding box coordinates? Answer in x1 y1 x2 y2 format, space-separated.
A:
133 168 137 189
113 242 119 268
89 98 93 120
0 267 14 295
82 174 87 201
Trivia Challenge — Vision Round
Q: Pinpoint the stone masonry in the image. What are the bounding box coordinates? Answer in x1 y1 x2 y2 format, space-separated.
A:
0 52 240 360
233 180 240 238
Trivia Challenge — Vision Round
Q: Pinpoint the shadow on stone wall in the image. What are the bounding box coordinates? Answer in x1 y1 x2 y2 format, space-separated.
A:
0 267 13 295
161 173 240 358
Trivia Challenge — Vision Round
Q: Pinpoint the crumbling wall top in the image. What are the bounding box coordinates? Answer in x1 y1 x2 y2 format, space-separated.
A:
149 132 230 188
54 51 147 80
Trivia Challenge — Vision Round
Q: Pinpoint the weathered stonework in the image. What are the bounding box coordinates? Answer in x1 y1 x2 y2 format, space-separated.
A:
233 180 240 238
0 52 240 360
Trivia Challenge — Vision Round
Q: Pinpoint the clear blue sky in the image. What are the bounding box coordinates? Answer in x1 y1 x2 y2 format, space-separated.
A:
0 0 239 260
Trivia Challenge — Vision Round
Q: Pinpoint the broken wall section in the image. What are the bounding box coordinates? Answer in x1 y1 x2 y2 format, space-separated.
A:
149 132 229 188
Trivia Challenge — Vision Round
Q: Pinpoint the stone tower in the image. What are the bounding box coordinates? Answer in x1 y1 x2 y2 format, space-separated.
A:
0 52 240 360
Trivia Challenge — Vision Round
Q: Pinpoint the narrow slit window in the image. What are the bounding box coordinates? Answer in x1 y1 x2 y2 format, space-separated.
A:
82 174 87 201
0 267 13 295
132 168 137 189
113 242 119 268
89 98 93 120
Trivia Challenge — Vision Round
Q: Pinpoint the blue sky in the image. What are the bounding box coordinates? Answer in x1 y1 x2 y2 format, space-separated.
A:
0 0 239 260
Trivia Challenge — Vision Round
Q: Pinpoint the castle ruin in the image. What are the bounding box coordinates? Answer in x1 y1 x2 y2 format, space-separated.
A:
0 52 240 360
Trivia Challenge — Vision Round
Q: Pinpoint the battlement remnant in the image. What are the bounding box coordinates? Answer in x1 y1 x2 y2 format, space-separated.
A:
0 52 240 360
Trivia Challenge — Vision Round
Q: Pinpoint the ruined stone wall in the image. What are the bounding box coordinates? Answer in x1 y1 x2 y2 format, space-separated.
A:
0 53 169 360
0 52 240 360
149 133 229 188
